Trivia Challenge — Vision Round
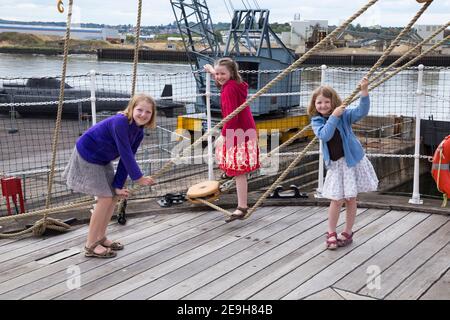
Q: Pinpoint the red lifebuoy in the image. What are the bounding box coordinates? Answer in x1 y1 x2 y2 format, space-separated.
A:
431 135 450 201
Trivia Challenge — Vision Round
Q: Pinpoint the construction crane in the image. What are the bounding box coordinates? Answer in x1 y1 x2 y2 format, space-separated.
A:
171 0 313 142
170 0 221 91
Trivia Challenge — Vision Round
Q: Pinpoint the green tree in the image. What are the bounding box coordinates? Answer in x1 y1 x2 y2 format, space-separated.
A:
214 30 223 44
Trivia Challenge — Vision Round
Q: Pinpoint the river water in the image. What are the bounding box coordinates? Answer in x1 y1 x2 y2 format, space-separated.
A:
0 53 448 120
0 53 191 78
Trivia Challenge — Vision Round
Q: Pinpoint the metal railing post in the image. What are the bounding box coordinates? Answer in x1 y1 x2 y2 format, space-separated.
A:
89 69 97 125
409 64 424 205
315 64 327 198
206 72 214 180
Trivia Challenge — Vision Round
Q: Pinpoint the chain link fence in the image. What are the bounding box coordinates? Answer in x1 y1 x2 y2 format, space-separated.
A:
0 66 449 216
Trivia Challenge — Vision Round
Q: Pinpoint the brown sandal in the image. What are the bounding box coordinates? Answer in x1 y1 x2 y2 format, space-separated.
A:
326 232 338 250
84 239 117 258
337 231 353 247
225 207 248 223
100 236 124 250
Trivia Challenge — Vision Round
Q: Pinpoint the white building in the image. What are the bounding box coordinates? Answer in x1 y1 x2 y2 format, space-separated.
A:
281 15 328 53
414 24 445 51
0 23 119 41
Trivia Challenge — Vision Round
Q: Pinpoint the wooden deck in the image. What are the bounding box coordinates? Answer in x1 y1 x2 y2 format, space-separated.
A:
0 205 448 300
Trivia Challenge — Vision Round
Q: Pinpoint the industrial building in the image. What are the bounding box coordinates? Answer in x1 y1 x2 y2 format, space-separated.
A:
0 23 119 41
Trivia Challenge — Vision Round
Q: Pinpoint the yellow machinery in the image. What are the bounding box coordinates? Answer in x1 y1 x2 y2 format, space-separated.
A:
176 112 314 145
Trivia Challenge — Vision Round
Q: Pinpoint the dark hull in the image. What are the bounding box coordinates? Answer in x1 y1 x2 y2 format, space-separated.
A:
0 89 186 118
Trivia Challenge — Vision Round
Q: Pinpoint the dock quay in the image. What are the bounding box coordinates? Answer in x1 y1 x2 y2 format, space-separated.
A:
96 48 450 67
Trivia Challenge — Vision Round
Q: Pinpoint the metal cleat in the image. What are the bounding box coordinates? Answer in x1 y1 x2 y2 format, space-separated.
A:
269 185 308 199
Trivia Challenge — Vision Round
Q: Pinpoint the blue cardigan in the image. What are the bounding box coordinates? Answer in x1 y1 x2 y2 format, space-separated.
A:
311 96 370 168
76 114 144 189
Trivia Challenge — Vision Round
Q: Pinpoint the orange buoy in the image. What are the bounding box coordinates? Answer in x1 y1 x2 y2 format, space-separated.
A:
431 135 450 206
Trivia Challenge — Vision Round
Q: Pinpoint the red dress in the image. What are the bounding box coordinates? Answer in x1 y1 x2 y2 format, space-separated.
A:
215 80 260 176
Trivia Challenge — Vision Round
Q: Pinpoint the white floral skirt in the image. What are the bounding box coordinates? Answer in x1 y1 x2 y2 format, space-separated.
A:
322 156 378 200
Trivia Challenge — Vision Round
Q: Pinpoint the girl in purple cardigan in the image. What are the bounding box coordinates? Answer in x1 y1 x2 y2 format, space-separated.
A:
64 94 156 258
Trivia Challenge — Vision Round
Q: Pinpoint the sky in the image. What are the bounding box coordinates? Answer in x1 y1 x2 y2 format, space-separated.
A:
0 0 448 27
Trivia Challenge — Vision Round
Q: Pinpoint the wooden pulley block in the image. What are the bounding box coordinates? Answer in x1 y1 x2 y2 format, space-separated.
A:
186 180 221 204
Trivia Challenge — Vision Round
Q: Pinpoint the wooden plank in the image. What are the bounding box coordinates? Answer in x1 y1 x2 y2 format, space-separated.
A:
386 243 450 300
79 207 298 300
0 210 217 299
282 211 428 299
331 288 375 300
118 206 325 299
247 209 407 300
36 247 81 265
190 208 385 300
358 221 450 299
0 211 189 283
0 213 153 265
304 288 344 300
0 224 84 260
155 206 346 300
419 268 450 300
334 214 448 293
22 206 278 299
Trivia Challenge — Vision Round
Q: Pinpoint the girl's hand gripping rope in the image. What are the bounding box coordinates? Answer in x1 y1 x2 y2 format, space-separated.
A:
136 176 155 186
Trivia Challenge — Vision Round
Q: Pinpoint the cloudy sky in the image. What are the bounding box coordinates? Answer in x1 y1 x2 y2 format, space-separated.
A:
0 0 448 27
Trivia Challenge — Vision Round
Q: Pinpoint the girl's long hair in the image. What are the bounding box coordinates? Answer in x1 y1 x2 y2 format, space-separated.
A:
307 85 342 117
214 57 243 88
119 93 157 129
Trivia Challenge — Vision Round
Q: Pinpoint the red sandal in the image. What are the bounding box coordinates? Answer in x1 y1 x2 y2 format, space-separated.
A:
337 231 353 247
326 232 338 250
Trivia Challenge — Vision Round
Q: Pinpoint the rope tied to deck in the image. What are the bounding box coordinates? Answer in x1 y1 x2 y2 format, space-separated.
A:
0 0 443 234
241 0 437 220
39 0 74 235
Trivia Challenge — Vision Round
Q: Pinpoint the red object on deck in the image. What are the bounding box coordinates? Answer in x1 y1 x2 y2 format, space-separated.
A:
1 177 25 215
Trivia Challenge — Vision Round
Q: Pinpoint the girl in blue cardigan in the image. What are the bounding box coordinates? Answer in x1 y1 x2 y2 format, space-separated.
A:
64 94 156 258
308 78 378 250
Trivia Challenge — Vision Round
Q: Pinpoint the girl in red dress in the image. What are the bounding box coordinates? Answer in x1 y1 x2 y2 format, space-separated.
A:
204 58 260 222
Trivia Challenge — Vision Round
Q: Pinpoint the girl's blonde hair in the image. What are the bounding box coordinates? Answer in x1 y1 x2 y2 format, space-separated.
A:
119 93 157 129
307 85 342 117
214 57 243 87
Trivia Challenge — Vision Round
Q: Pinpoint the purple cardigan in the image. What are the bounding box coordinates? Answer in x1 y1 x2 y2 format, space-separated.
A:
76 114 144 189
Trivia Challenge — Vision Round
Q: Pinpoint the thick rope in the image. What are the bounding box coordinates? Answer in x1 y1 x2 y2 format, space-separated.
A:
0 217 72 239
244 2 434 218
194 198 233 217
45 0 73 210
6 0 438 229
241 1 435 218
137 0 380 184
223 22 447 194
342 0 433 106
131 0 142 96
2 36 445 229
369 21 449 86
117 0 143 214
9 0 76 238
220 124 313 192
364 35 450 99
246 137 318 218
0 0 379 230
217 2 433 198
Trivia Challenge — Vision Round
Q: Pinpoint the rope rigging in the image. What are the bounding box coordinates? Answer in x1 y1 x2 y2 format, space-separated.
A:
0 0 444 237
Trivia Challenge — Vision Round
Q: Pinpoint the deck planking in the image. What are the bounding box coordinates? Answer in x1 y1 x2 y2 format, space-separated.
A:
0 205 448 300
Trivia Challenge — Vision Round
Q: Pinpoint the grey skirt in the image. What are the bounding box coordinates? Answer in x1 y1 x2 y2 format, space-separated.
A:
63 148 116 197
